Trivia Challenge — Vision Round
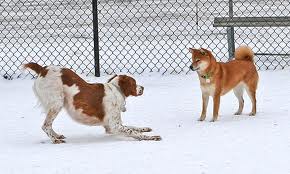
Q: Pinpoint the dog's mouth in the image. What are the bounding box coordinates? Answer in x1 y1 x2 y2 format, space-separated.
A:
189 65 200 71
137 86 144 96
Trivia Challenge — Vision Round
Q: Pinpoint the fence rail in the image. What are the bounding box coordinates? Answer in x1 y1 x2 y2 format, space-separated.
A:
0 0 290 79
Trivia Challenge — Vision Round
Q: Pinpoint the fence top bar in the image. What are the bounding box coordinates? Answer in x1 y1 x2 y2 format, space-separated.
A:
213 17 290 27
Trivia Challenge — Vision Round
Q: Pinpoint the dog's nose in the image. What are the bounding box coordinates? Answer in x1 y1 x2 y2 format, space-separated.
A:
189 65 194 71
140 86 144 94
137 86 144 96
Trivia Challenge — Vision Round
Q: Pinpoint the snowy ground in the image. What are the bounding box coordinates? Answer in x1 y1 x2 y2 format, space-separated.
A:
1 70 290 174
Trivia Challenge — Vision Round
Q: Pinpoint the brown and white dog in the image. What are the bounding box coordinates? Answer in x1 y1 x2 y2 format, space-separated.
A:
189 46 259 122
24 62 161 143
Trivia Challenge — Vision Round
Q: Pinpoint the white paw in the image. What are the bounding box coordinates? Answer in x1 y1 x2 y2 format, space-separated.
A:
151 136 162 141
52 139 66 144
198 116 206 121
249 112 256 116
55 134 66 139
234 111 242 115
141 127 152 132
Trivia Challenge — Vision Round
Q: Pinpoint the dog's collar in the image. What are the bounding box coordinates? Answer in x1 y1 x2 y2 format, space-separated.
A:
200 72 212 79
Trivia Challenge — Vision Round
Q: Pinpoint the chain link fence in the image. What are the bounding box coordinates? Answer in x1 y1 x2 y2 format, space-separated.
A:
0 0 95 79
1 0 290 79
98 0 290 74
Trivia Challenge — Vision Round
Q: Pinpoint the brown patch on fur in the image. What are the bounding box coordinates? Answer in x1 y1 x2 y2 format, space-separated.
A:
118 75 138 97
24 62 48 77
61 69 105 121
189 46 259 121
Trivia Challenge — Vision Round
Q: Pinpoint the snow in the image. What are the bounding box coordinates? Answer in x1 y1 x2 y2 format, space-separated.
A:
1 70 290 174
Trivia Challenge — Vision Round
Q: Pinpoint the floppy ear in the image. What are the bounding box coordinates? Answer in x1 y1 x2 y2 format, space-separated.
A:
118 75 137 97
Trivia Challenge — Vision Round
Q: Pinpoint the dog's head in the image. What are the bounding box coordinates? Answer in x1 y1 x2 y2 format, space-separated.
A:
188 48 215 72
108 74 144 97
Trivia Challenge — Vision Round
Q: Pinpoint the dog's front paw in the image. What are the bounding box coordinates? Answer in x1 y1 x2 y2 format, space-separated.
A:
121 107 126 112
234 111 242 115
140 127 152 132
136 135 161 141
210 118 217 122
249 112 256 116
151 136 162 141
55 134 66 139
52 139 66 144
198 116 206 121
104 126 112 134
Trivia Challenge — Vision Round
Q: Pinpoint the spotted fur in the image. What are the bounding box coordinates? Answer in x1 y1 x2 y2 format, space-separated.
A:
24 62 161 143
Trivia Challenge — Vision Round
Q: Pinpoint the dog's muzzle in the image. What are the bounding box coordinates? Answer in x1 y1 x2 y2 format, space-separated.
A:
137 86 144 96
189 65 199 71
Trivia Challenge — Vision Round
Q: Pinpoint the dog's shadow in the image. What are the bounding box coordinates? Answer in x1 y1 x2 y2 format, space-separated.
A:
215 113 258 123
40 134 136 145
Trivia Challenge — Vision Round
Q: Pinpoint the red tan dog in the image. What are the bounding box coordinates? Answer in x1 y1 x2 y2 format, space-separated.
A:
189 46 259 122
24 63 161 143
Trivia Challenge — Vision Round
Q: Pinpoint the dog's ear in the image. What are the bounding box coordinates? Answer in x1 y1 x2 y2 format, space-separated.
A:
200 48 208 55
189 48 197 53
201 48 216 60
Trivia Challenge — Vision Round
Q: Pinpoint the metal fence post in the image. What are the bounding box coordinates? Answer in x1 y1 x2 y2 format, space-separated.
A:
92 0 100 77
227 0 235 60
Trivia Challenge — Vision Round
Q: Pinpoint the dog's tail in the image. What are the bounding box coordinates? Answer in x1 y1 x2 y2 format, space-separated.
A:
23 62 46 75
234 45 254 62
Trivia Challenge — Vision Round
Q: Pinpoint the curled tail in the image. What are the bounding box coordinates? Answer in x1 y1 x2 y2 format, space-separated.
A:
234 45 254 62
23 62 47 77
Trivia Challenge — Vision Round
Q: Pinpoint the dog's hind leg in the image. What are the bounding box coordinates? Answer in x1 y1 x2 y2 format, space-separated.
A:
103 125 112 134
233 84 244 115
244 71 258 116
33 71 66 143
42 108 65 144
51 129 66 139
245 85 257 116
40 94 65 142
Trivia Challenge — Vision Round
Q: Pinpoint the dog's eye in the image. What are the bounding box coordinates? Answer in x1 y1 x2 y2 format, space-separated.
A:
196 59 200 62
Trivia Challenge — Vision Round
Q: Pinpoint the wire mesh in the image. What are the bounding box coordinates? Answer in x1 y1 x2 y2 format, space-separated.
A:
0 0 94 79
1 0 289 79
97 0 290 74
